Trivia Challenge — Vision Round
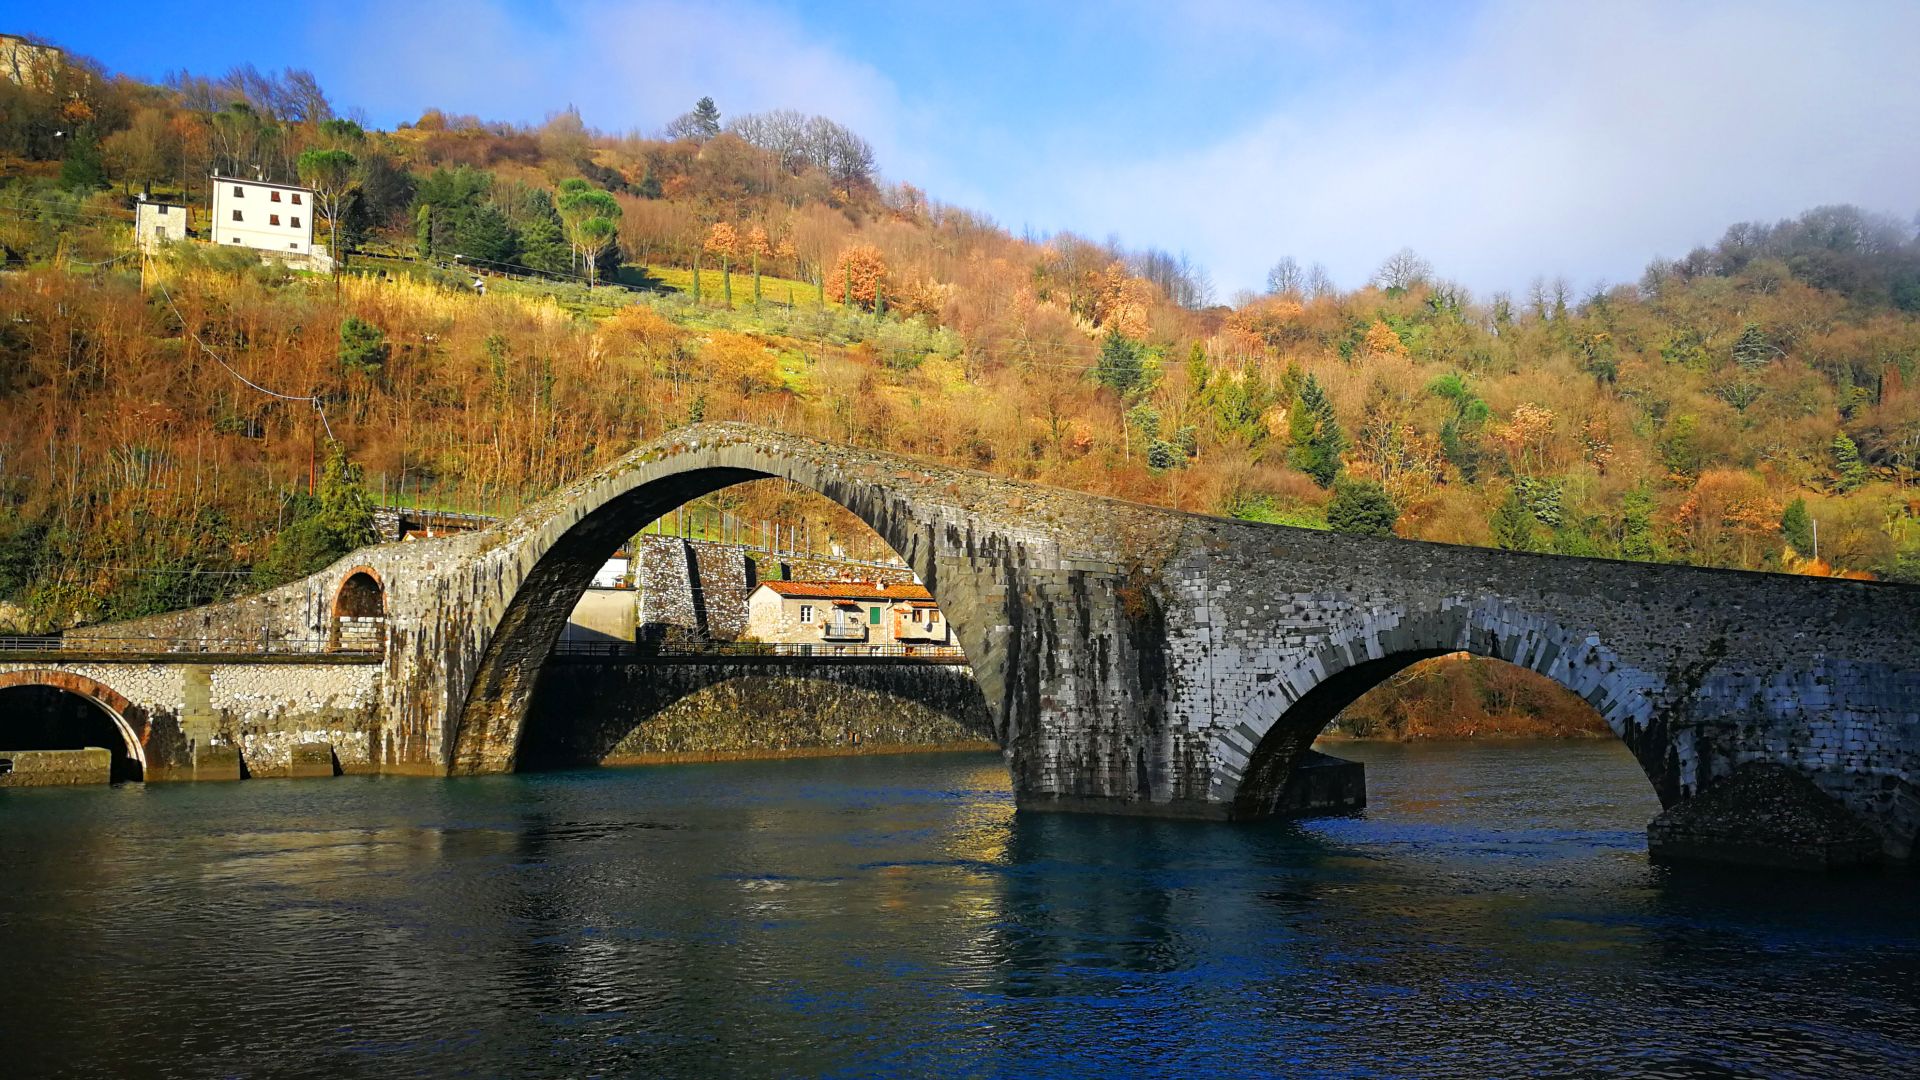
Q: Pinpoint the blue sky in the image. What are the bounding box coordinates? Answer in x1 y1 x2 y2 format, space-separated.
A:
15 1 1920 297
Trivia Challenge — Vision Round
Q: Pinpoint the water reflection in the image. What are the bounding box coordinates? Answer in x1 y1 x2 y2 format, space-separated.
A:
1 743 1917 1078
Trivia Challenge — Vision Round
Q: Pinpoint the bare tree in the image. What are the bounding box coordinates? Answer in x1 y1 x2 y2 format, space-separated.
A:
1306 262 1335 299
1266 256 1304 295
1373 247 1433 290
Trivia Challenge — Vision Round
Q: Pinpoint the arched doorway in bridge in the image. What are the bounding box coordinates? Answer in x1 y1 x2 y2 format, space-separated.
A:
1224 641 1663 823
0 673 146 783
330 567 387 652
454 470 998 775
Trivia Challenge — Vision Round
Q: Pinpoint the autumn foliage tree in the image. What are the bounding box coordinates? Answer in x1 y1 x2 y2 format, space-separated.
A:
828 243 888 311
705 222 739 306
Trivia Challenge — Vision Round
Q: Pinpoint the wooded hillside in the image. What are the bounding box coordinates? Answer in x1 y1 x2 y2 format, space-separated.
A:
1 38 1917 638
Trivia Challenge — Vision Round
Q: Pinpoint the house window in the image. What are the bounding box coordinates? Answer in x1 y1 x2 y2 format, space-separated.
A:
291 193 302 205
232 185 244 197
154 226 168 241
290 216 300 228
870 606 882 625
930 611 940 624
799 605 813 624
271 190 281 202
231 210 243 222
911 609 922 623
270 214 280 226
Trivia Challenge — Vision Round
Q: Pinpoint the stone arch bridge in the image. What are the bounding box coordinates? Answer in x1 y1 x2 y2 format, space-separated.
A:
6 423 1918 862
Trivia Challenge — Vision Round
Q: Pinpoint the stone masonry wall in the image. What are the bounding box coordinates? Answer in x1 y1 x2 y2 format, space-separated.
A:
636 536 757 641
519 659 994 765
0 658 383 779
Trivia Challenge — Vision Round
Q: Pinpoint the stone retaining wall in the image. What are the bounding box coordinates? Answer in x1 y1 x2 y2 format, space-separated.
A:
520 659 995 767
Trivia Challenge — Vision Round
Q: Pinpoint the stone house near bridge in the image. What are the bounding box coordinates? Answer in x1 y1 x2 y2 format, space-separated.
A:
744 581 953 650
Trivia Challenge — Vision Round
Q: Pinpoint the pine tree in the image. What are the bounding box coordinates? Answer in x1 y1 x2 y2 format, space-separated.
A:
1094 332 1146 398
1781 497 1814 554
1619 487 1656 560
1326 479 1398 537
1491 487 1539 551
1732 322 1773 370
59 126 107 191
691 97 721 139
1833 431 1868 491
1287 374 1345 488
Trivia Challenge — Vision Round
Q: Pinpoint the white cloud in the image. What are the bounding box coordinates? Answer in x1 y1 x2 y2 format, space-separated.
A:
315 1 1920 298
1003 0 1920 295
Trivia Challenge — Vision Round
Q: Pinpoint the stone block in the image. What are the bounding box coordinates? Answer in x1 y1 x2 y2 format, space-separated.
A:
190 745 243 782
0 747 111 787
289 742 338 779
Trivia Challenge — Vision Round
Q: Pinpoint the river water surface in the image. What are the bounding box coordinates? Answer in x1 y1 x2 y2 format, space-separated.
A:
3 740 1918 1078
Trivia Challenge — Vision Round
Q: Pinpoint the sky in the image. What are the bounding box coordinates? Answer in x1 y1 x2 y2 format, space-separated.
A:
15 0 1920 298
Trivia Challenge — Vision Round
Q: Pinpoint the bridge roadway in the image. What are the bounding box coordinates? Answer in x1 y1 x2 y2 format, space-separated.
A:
3 423 1918 866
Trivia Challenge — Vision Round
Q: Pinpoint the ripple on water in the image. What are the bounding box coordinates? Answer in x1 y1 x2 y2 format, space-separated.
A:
1 743 1917 1079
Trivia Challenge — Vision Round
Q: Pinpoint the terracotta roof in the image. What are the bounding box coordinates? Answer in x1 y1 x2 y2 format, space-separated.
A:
760 580 933 602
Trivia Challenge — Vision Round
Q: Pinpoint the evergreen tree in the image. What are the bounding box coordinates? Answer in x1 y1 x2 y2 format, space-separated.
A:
1326 478 1398 537
1184 342 1209 400
514 189 572 273
451 202 515 263
1491 487 1539 551
59 125 107 191
1287 374 1345 488
691 97 722 139
1619 487 1656 560
1094 332 1147 398
1832 431 1868 491
1732 322 1774 370
337 316 388 376
256 447 376 586
1781 497 1814 554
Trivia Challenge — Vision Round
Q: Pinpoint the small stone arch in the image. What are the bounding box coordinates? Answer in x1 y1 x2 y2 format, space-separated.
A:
330 567 387 652
333 566 386 617
0 669 148 780
1209 600 1674 818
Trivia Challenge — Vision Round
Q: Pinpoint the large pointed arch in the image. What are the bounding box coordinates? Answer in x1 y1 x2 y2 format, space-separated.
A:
1209 600 1677 818
446 435 1007 776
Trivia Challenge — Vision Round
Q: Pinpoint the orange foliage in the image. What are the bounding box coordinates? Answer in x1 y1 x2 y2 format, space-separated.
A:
827 243 889 309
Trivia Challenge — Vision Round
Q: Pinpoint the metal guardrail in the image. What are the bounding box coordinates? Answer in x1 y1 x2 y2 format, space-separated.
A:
551 640 967 663
0 634 380 656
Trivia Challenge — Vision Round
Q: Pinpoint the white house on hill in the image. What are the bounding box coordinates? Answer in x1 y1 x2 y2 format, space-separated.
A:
209 175 329 268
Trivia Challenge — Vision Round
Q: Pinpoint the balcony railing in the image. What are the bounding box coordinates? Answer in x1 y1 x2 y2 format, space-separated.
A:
821 623 870 642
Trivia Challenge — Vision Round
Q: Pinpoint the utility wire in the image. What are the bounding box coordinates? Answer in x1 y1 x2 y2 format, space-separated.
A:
151 278 337 442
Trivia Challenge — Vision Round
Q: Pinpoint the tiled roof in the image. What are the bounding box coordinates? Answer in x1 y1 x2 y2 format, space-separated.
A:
760 580 933 602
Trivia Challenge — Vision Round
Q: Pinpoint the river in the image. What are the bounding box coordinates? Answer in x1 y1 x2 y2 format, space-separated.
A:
2 740 1917 1078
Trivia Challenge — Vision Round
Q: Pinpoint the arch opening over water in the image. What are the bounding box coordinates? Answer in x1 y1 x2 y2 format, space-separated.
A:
0 682 146 783
451 462 996 777
1229 646 1659 821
